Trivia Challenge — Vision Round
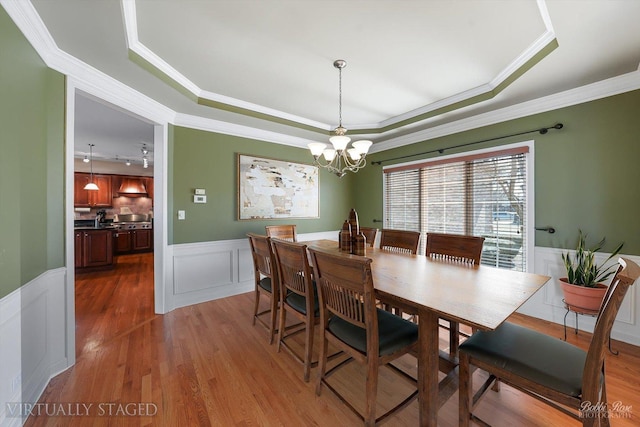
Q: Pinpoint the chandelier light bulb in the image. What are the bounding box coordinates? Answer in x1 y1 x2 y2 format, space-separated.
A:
347 148 361 161
308 142 327 157
322 148 337 162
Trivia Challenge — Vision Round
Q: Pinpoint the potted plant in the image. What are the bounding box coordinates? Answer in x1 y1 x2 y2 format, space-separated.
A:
560 230 624 312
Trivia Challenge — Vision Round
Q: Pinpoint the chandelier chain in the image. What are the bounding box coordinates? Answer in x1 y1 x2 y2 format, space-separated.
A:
337 65 343 128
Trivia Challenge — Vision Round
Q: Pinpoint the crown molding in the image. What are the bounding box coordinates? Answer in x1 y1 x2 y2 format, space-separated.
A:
120 0 558 134
370 70 640 154
173 113 317 149
5 0 640 155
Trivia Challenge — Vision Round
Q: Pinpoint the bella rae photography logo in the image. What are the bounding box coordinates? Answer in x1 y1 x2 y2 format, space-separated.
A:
580 401 632 419
6 402 158 417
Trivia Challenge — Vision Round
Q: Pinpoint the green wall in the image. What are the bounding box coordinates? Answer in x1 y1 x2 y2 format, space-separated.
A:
352 89 640 255
0 7 65 298
169 126 354 244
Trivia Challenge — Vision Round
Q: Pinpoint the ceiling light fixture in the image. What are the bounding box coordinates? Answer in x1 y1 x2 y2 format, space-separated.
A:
83 144 99 191
142 144 149 168
82 155 89 163
308 60 372 178
125 159 131 166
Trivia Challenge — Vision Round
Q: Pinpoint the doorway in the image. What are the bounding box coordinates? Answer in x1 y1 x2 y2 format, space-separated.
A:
67 86 167 366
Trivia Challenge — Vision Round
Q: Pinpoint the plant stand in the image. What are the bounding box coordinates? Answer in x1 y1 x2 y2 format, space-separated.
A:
562 299 618 355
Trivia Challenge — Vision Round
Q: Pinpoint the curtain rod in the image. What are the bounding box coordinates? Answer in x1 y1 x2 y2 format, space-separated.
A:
371 123 563 166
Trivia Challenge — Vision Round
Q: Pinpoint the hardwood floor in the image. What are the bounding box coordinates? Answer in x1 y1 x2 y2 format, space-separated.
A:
25 252 640 426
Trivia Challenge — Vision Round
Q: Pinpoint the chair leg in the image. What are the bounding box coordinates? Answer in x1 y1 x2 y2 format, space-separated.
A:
269 294 278 345
316 335 329 395
459 352 471 427
276 302 286 351
252 288 260 325
303 318 314 382
599 375 610 427
449 321 459 357
364 360 378 427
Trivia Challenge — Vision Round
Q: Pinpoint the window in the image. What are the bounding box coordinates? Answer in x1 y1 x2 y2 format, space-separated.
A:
383 143 532 272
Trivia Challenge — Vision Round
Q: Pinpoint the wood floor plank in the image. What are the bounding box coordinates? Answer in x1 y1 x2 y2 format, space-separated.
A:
24 253 640 426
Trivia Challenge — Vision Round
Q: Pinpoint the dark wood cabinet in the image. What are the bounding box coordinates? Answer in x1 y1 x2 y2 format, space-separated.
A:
132 229 152 251
113 230 132 253
113 229 152 254
74 173 113 207
75 229 113 269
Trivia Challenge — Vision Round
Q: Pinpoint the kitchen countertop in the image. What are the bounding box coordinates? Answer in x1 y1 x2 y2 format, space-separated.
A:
74 225 118 230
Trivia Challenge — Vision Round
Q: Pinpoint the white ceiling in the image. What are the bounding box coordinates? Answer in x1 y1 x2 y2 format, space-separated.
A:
21 0 640 158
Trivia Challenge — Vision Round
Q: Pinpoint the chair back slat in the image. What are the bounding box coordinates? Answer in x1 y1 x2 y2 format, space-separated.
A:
247 233 273 278
270 239 311 298
308 248 374 330
265 225 297 242
425 232 485 265
323 279 366 327
583 257 639 402
380 229 420 254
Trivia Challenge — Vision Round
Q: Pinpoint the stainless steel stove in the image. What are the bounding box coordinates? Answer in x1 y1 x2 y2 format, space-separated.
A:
111 213 153 230
112 221 153 230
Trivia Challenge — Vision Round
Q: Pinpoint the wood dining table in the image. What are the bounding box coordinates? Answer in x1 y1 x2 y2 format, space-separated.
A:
304 239 551 427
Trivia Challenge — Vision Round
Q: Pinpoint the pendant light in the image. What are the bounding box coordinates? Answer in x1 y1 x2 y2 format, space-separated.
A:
83 143 99 190
308 60 372 177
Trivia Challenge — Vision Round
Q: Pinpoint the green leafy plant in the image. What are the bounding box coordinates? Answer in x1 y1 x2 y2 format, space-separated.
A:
561 230 624 287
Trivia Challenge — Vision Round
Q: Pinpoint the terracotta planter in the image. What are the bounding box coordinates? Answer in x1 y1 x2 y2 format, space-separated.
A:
559 278 608 314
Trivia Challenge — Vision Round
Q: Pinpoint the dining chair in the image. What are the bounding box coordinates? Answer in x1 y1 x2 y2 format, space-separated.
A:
459 257 640 427
265 224 297 242
379 229 421 316
308 247 419 426
247 233 279 344
359 227 379 248
425 232 485 357
379 229 420 254
270 238 320 382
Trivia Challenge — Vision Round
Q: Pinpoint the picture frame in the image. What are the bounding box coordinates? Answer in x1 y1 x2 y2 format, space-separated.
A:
237 154 319 220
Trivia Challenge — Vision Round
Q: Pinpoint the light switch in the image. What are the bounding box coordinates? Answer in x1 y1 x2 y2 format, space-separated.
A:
177 210 186 220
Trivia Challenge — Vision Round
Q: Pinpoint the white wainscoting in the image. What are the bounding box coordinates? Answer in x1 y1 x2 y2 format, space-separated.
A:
519 247 639 346
0 267 68 427
168 231 338 311
4 241 637 426
168 240 640 345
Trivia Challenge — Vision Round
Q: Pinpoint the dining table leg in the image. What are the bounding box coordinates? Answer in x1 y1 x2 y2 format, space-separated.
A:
417 308 439 426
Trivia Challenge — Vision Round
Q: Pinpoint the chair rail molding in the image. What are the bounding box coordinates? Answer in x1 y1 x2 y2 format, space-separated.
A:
168 231 337 311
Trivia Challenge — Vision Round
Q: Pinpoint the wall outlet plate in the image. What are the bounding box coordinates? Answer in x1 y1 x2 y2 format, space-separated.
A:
177 210 185 220
194 188 206 195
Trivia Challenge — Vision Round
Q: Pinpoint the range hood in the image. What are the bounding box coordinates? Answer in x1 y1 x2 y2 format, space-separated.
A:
117 177 148 197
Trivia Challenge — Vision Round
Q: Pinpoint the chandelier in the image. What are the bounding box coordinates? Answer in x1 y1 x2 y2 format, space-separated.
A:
308 60 372 178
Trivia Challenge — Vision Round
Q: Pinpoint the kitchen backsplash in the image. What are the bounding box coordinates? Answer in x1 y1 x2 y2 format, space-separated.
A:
74 196 153 220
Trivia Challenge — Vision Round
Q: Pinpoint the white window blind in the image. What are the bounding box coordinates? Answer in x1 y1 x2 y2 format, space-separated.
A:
383 146 529 271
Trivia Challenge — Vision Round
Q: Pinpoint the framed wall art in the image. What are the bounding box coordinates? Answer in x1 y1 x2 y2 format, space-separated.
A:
237 154 319 220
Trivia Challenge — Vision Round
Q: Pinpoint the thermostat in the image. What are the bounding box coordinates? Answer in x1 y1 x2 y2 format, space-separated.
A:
194 195 207 203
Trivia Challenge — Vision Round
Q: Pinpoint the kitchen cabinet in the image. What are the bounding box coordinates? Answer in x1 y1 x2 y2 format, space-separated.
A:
132 229 152 251
113 229 153 254
74 173 113 207
113 230 132 253
75 229 113 269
